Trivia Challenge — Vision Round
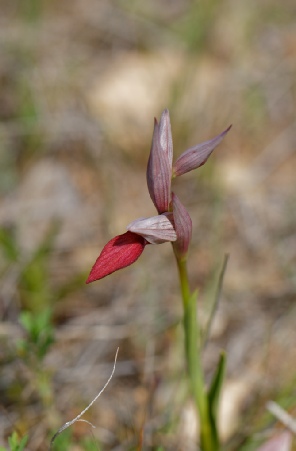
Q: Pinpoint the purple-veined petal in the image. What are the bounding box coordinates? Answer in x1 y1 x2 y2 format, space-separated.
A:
86 232 147 283
159 109 173 168
147 117 171 213
173 125 232 176
127 213 176 244
172 192 192 258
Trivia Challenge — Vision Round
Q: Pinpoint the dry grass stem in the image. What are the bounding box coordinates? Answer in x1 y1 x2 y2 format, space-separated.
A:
49 347 119 450
266 401 296 435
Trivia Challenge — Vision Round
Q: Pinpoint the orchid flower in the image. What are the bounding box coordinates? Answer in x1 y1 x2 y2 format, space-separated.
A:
86 110 230 283
86 215 176 284
86 108 232 451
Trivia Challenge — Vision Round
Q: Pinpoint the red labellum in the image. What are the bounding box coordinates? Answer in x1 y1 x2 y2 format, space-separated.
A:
86 231 147 283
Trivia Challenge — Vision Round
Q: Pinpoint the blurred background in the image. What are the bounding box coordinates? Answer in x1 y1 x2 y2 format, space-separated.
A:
0 0 295 449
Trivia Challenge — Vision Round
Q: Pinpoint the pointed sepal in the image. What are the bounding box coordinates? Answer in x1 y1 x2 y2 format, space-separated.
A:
173 125 232 176
146 116 171 213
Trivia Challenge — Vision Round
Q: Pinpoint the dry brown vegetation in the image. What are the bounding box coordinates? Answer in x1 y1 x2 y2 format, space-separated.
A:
0 1 296 450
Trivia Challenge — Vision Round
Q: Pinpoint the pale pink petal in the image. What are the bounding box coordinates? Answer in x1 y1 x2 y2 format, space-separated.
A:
127 213 176 244
159 109 173 168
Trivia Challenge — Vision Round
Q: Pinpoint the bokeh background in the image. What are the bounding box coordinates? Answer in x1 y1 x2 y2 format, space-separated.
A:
0 0 296 449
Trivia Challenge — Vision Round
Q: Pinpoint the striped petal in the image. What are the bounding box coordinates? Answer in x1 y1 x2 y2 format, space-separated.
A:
146 117 171 213
173 125 232 176
172 193 192 258
159 109 173 168
127 213 176 244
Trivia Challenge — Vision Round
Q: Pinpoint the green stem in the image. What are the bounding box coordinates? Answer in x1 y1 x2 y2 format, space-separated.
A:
175 254 219 451
176 256 191 304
